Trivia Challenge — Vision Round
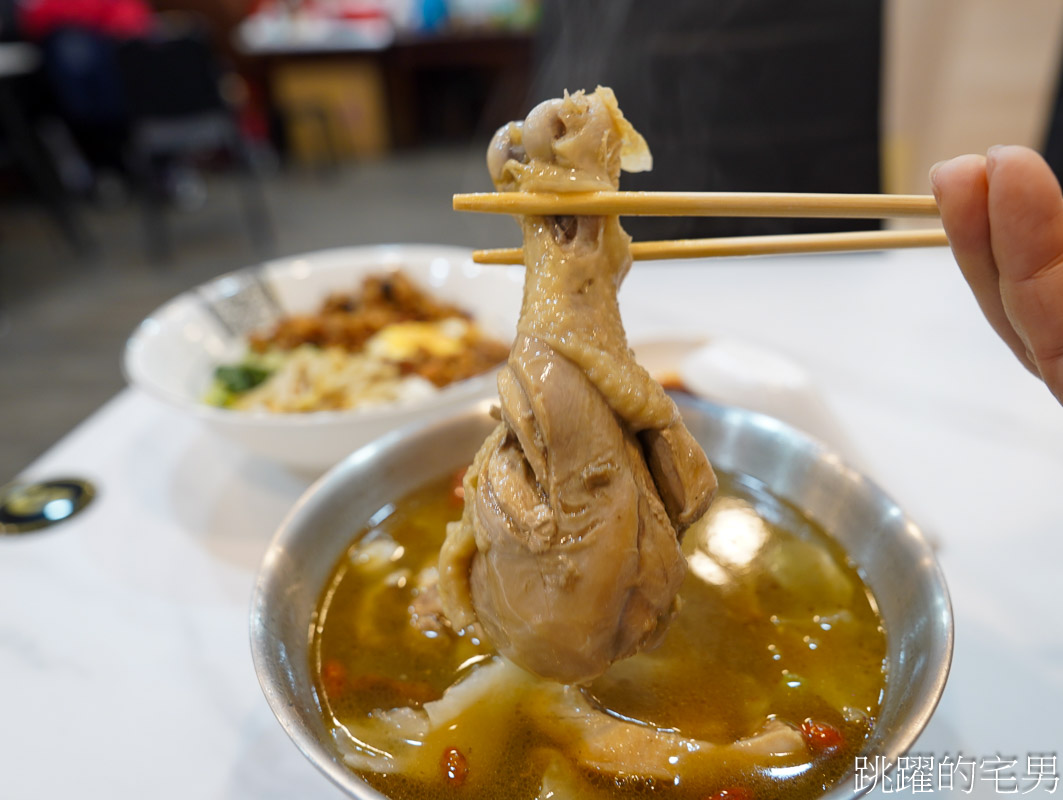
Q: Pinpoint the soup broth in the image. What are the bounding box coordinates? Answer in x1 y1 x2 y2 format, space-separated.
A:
312 471 887 799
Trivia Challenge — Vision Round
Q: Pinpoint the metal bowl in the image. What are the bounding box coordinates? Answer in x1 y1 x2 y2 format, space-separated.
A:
250 395 953 799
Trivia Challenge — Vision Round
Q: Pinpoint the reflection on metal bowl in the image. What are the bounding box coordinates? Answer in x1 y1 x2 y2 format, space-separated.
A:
250 394 953 799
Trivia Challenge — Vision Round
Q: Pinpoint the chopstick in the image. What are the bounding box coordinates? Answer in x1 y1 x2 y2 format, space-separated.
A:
473 228 949 264
454 191 940 219
457 189 946 263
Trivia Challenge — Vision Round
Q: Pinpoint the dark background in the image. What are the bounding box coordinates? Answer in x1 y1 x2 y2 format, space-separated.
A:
530 0 884 240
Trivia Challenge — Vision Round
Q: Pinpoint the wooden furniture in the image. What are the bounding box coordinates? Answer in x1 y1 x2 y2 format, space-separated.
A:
237 23 534 161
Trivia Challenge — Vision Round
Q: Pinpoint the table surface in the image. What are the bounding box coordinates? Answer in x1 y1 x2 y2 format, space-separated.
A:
3 246 1061 799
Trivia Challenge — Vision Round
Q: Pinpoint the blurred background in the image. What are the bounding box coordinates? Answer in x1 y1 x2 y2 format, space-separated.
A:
2 0 1063 480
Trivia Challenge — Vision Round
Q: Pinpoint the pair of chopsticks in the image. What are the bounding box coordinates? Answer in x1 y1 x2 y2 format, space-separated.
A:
452 191 945 264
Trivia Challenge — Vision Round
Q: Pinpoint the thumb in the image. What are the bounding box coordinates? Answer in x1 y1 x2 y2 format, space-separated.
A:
986 145 1063 282
986 145 1063 400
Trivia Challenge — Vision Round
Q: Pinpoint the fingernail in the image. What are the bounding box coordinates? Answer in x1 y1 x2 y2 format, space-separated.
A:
986 144 1004 175
928 160 946 190
928 160 950 199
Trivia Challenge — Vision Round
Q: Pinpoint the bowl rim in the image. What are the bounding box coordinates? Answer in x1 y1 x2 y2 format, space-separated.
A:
121 244 518 429
249 394 954 800
248 405 480 799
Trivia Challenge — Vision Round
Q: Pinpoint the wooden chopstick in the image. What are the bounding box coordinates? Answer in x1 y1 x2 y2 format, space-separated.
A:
454 191 940 219
473 228 949 264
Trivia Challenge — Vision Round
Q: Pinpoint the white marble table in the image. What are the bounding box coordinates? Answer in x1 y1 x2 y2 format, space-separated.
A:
2 247 1061 798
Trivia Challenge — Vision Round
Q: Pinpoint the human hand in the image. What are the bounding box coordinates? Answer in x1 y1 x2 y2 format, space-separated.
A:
930 145 1063 405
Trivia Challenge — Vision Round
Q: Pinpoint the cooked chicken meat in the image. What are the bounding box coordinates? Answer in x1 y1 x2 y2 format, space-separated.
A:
439 88 717 683
337 656 807 785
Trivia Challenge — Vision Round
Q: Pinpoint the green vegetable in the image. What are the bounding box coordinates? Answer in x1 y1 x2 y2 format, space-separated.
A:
214 363 272 394
204 352 283 408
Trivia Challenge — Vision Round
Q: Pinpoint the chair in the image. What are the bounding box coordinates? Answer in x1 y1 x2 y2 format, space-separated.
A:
0 0 95 256
115 17 272 260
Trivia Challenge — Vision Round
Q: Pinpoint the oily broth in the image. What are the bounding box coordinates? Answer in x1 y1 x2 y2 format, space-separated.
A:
311 471 887 799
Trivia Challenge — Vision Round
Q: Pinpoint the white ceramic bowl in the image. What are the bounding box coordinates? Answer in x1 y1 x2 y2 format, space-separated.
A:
123 245 523 472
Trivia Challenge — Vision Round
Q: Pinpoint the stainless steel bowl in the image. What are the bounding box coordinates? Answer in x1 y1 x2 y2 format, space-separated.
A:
250 395 953 799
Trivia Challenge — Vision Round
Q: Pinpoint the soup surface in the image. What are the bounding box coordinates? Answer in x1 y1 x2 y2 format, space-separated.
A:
312 470 887 799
